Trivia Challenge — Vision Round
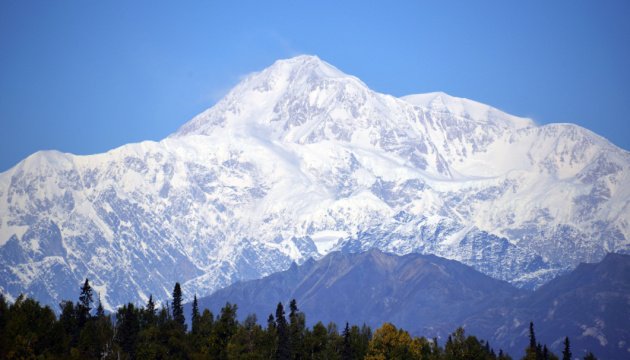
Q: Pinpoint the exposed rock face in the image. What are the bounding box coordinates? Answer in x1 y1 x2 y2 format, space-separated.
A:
1 55 628 310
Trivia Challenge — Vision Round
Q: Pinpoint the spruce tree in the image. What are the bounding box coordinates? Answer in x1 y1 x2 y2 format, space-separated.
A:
192 294 200 335
267 313 276 332
77 278 93 328
143 294 156 328
275 302 290 360
146 294 156 316
289 299 305 359
210 302 238 359
562 337 572 360
172 282 186 332
342 322 352 360
115 303 140 358
96 294 105 318
543 344 549 360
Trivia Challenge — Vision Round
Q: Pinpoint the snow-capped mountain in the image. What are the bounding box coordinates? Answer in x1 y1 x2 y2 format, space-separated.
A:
1 55 629 310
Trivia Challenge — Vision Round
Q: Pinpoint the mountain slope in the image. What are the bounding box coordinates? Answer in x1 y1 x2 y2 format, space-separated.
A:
195 250 630 360
193 249 524 338
465 252 630 359
0 55 629 309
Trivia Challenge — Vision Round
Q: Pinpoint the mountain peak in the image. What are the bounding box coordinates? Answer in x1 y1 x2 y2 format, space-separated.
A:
172 55 368 139
3 56 628 317
267 55 346 79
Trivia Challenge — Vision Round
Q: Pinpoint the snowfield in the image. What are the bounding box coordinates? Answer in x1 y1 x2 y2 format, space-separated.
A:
0 55 628 309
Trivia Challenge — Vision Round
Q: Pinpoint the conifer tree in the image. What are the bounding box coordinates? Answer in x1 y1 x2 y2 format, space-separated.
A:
266 313 278 359
192 294 200 335
275 302 290 360
59 300 79 347
96 294 105 318
267 313 276 332
210 302 238 360
562 337 572 360
289 299 305 359
146 294 156 317
77 278 93 328
342 322 352 360
543 344 549 360
171 282 185 332
115 303 140 358
142 294 157 329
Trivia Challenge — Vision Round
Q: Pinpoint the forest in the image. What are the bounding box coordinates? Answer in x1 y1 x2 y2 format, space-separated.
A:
0 279 597 360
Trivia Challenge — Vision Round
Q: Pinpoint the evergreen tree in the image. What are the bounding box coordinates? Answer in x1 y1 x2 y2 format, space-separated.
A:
193 309 215 355
115 303 140 358
324 322 342 359
192 294 200 335
275 302 291 360
0 294 7 358
543 344 549 360
77 278 93 328
342 322 352 360
142 294 157 329
523 322 541 360
96 293 105 318
77 312 114 359
306 321 329 358
172 282 186 332
562 337 572 360
3 296 64 358
59 300 79 347
146 294 155 315
267 313 276 332
210 302 239 360
289 299 306 359
227 314 267 359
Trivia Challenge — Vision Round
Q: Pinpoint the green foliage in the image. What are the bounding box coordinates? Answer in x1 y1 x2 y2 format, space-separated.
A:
289 298 306 359
443 327 496 360
275 301 290 360
209 302 238 359
76 314 114 359
172 282 186 333
521 322 561 360
191 294 200 335
115 303 140 358
3 295 65 358
0 284 602 360
227 314 269 359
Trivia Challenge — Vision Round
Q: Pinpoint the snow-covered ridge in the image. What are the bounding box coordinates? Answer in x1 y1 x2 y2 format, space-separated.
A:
1 55 629 310
401 92 536 129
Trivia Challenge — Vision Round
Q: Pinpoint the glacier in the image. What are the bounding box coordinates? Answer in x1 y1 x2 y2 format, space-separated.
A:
0 55 628 310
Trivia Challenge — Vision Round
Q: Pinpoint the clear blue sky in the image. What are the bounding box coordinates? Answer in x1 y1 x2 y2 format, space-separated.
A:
1 1 629 171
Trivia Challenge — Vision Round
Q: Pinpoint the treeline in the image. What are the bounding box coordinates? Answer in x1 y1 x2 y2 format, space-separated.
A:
0 279 597 360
